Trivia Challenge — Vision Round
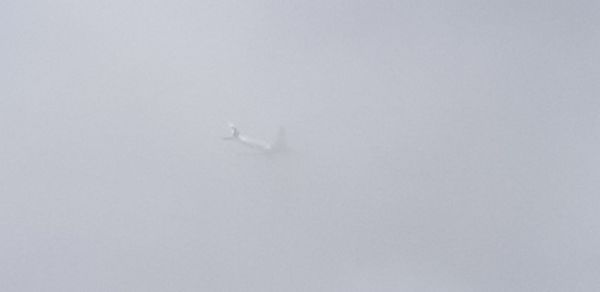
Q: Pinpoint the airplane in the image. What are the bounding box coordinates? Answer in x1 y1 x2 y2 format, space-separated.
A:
223 122 286 154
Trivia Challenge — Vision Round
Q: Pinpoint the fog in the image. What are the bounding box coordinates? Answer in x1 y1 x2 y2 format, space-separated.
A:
2 1 599 291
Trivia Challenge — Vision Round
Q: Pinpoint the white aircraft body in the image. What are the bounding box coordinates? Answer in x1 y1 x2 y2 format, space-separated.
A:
223 123 286 153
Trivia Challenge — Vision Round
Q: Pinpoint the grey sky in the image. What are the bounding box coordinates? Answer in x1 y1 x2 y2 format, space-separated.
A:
2 1 599 291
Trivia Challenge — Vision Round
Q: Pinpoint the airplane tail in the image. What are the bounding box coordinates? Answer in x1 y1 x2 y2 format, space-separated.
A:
223 122 240 140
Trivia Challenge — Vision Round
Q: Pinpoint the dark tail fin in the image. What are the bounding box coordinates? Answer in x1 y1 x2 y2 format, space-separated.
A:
223 123 240 140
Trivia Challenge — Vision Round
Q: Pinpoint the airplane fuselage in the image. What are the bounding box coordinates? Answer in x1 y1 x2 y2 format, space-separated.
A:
236 135 273 151
223 123 286 154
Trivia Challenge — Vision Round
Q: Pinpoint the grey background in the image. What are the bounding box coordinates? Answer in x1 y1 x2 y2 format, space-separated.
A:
2 1 599 291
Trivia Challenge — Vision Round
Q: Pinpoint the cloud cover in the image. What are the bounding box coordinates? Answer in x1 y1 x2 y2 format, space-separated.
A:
1 1 599 291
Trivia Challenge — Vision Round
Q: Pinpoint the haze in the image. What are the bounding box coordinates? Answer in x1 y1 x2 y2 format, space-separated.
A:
2 1 599 291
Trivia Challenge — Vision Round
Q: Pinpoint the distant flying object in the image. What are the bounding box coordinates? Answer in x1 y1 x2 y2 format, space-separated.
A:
223 123 286 153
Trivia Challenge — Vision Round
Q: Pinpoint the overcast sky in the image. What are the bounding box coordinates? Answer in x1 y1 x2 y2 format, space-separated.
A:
2 1 599 291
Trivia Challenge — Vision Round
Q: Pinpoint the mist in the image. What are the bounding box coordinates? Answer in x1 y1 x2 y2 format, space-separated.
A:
2 1 599 291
